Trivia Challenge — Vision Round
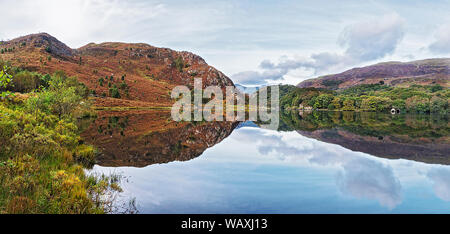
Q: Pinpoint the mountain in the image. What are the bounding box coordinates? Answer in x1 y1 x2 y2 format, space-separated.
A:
0 33 235 107
235 84 259 94
298 58 450 90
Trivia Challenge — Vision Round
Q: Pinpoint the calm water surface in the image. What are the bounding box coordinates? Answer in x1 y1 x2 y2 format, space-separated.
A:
82 111 450 213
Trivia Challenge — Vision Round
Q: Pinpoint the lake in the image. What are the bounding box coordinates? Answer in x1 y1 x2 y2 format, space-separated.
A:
81 110 450 213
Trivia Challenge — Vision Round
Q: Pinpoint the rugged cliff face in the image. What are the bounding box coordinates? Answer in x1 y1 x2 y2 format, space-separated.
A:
80 110 239 167
298 59 450 90
0 33 235 107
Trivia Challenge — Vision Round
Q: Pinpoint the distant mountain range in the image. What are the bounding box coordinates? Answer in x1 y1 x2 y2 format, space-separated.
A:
298 58 450 90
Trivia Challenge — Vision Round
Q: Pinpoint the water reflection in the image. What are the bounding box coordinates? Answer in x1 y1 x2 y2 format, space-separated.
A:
336 157 402 209
279 111 450 164
230 128 403 210
427 168 450 202
81 110 238 167
83 110 450 213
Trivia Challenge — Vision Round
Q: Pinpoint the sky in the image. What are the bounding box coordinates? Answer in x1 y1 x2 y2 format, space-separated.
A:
1 0 450 86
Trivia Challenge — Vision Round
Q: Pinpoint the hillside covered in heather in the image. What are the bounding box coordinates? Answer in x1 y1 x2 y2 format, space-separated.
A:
0 33 234 108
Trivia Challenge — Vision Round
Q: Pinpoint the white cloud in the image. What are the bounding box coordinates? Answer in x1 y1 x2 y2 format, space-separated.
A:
231 70 286 85
427 168 450 202
337 158 403 210
339 13 405 61
428 24 450 54
0 0 231 49
232 13 405 85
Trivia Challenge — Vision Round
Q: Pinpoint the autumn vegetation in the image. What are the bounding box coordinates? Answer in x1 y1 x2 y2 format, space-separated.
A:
0 62 132 214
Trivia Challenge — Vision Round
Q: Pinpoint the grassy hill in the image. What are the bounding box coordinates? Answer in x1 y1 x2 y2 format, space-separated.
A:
0 33 234 108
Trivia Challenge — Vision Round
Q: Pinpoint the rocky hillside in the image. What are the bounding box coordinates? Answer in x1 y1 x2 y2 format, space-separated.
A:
298 59 450 90
0 33 234 107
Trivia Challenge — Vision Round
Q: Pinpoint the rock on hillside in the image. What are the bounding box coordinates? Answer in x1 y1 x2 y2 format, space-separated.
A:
2 33 73 58
298 59 450 90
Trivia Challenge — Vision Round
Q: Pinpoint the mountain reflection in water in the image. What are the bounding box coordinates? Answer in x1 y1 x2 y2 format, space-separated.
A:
82 110 449 167
82 110 450 213
81 110 239 167
280 111 450 165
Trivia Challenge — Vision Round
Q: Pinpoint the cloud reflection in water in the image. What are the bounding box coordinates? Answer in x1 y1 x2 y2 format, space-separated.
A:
238 128 402 209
